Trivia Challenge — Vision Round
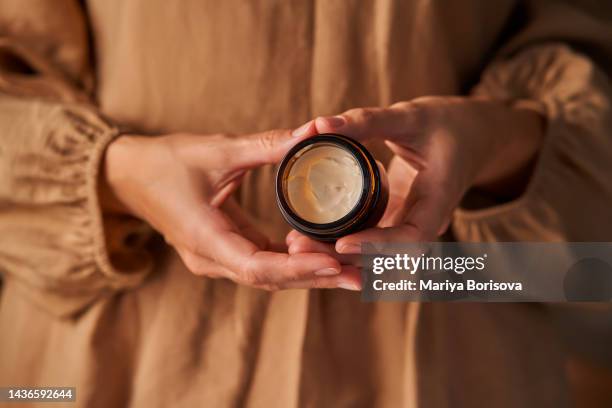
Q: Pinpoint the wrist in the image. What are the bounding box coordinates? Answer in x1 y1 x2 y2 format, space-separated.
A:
99 134 141 216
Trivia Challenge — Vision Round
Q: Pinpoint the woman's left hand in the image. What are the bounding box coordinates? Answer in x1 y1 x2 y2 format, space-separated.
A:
287 96 544 262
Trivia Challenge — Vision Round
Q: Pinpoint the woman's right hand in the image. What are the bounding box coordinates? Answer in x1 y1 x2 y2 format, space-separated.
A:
101 130 360 290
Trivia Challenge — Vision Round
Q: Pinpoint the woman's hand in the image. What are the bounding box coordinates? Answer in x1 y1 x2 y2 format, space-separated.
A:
101 130 361 290
289 96 545 256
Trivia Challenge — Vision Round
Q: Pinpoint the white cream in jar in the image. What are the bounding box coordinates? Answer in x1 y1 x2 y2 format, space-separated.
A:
286 144 363 223
276 134 388 241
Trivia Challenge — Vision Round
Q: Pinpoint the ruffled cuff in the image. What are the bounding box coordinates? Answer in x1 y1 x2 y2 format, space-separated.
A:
0 96 153 316
453 43 612 242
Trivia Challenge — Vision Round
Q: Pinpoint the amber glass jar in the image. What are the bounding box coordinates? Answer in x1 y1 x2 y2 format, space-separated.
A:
276 134 388 242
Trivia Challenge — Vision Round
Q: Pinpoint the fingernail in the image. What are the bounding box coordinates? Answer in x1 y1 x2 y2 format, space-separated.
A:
315 267 340 276
338 243 361 254
338 282 361 291
292 121 312 138
318 116 345 128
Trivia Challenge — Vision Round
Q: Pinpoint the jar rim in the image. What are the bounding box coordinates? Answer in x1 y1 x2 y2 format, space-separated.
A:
275 134 382 239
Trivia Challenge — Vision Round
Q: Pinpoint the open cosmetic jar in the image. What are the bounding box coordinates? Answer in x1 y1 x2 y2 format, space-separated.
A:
276 134 389 241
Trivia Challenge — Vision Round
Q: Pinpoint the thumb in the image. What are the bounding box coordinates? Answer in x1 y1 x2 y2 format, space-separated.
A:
398 172 451 240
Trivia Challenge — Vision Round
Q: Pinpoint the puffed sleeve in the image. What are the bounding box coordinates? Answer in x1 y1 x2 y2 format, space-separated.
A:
452 1 612 371
453 1 612 242
0 0 152 316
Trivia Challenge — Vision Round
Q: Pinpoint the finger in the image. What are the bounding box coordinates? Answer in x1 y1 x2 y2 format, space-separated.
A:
210 171 246 207
402 188 452 238
199 213 342 285
384 140 427 170
184 250 360 291
180 246 361 291
286 229 303 246
379 156 416 227
287 234 335 255
226 129 300 168
400 172 452 238
291 119 318 138
188 129 310 171
335 224 420 254
313 103 421 143
222 199 269 248
387 155 417 199
279 265 362 291
379 193 406 228
335 173 449 254
222 198 270 249
175 246 231 278
239 124 326 164
288 235 361 266
234 246 343 285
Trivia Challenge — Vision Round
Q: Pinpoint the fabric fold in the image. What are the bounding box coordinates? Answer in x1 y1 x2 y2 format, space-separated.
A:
454 43 612 242
0 95 153 317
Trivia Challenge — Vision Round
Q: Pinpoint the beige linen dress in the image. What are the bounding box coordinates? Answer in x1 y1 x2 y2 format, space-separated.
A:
1 1 612 407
